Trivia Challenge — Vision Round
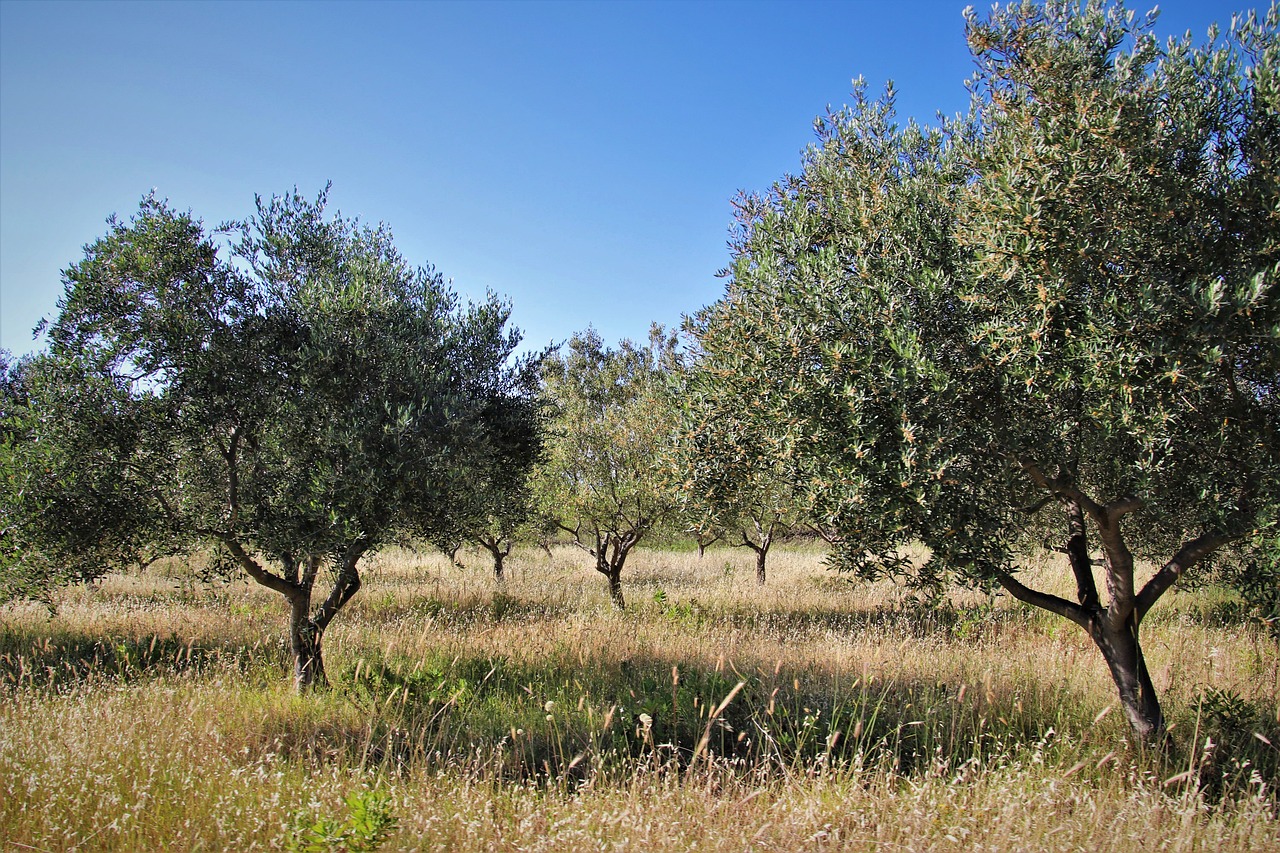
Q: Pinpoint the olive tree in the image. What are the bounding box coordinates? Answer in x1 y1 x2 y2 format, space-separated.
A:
0 188 537 690
531 326 679 609
447 379 545 583
668 354 807 585
689 1 1279 740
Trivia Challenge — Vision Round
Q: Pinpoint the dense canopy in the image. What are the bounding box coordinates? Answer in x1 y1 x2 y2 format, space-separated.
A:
684 0 1279 737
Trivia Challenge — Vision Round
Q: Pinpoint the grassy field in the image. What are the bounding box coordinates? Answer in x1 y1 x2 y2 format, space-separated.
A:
2 544 1277 851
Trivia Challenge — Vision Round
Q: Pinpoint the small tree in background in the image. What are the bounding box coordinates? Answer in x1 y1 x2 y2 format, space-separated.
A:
448 374 546 583
690 1 1279 740
0 188 537 691
668 344 807 585
531 326 679 609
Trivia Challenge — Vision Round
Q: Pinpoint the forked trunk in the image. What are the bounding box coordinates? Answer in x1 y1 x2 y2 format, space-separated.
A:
289 593 327 691
481 539 509 583
224 540 365 694
1005 465 1232 744
593 539 631 611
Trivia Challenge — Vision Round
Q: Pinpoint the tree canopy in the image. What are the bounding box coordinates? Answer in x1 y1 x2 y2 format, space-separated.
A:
685 0 1279 739
531 325 680 609
0 188 540 689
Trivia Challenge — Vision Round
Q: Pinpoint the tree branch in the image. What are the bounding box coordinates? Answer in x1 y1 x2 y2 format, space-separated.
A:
219 535 298 598
300 554 320 591
1018 495 1055 515
1019 459 1104 521
1103 495 1144 525
1062 499 1099 610
1135 532 1233 623
314 539 368 631
995 570 1090 628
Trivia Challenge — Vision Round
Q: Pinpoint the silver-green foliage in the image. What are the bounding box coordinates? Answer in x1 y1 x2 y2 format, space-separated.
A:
531 326 680 608
0 187 538 688
687 0 1279 737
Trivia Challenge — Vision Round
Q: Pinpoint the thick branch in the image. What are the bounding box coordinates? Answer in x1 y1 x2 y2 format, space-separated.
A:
1063 499 1099 610
1102 496 1144 525
220 536 299 598
1020 459 1104 521
733 530 760 552
995 570 1090 629
313 540 369 631
300 554 320 591
1135 532 1232 623
475 535 513 560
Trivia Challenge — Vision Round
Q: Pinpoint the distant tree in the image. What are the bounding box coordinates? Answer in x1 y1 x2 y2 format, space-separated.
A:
447 373 546 583
691 528 722 559
532 326 679 609
0 188 536 691
690 1 1279 740
668 351 806 584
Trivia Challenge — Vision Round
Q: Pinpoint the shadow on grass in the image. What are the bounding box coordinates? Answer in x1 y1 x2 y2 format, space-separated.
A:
309 640 1113 787
0 626 290 689
4 595 1275 798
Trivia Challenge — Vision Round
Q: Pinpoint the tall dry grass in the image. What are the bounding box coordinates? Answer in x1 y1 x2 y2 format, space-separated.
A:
2 543 1276 851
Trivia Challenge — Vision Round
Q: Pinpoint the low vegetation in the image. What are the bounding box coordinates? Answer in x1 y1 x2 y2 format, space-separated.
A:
3 545 1276 850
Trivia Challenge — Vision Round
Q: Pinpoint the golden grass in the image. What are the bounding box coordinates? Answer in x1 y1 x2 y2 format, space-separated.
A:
1 543 1276 851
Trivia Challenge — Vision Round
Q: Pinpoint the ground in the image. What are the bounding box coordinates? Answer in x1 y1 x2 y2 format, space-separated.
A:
2 543 1276 851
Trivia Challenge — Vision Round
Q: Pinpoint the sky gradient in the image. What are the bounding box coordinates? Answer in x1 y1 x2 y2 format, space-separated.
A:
0 0 1252 357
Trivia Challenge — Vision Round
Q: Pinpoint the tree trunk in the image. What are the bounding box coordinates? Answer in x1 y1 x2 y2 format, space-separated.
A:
592 537 631 611
1091 615 1164 740
289 592 327 691
607 567 625 610
596 553 626 610
755 547 767 585
223 540 365 694
480 539 509 583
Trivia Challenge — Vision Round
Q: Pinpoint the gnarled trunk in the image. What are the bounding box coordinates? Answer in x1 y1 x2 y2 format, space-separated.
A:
596 549 627 610
1003 466 1233 743
479 538 513 583
606 567 625 610
289 592 327 690
579 530 636 611
223 539 365 694
1091 614 1164 739
737 527 772 586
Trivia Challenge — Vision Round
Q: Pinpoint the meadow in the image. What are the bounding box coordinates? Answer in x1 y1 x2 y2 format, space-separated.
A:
2 543 1277 851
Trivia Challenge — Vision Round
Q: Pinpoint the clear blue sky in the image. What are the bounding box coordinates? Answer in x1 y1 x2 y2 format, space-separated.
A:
0 0 1251 357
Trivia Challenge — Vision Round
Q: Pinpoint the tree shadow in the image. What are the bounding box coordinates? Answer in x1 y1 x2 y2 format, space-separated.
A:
0 626 289 689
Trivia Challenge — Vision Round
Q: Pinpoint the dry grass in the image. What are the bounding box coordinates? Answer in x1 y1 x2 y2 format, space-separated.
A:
2 543 1277 851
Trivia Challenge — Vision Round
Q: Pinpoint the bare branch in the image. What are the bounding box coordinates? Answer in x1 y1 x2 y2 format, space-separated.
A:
995 570 1091 629
219 535 298 598
1136 532 1233 623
